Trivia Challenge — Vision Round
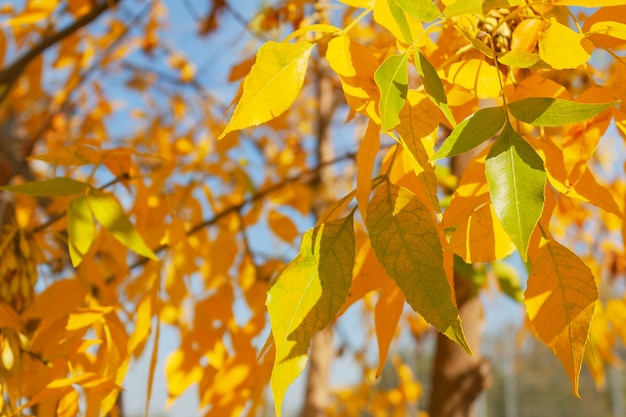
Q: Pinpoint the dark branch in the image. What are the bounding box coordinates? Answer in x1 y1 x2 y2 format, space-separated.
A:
0 0 122 103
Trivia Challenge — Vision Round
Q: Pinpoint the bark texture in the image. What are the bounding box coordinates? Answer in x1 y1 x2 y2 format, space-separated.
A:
428 151 492 417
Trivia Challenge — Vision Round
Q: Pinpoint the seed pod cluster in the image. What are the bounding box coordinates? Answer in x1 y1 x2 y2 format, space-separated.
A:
474 8 522 53
0 228 38 312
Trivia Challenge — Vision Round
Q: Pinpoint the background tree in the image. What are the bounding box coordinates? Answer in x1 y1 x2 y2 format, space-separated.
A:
0 1 625 417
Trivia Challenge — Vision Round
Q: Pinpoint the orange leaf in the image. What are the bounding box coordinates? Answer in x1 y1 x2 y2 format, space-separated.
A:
356 121 380 222
525 240 597 396
374 282 404 377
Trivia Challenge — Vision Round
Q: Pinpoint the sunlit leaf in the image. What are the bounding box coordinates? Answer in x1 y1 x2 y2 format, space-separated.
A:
0 178 88 196
485 122 546 261
85 189 158 260
431 106 505 160
219 41 315 138
539 18 593 70
589 21 626 40
509 97 618 127
525 239 597 396
375 52 409 131
67 195 96 267
326 35 380 123
366 180 470 353
555 0 624 6
498 51 543 69
393 0 441 22
267 214 355 417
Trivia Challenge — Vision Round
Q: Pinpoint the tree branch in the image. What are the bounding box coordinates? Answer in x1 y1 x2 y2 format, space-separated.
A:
0 0 122 103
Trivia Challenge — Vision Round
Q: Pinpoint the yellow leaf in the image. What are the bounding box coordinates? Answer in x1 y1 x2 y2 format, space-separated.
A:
449 203 514 263
338 0 374 7
525 240 597 396
444 59 501 99
555 0 625 5
395 90 440 211
366 181 471 353
267 214 355 417
219 41 315 139
326 35 381 123
165 344 203 403
268 209 299 243
86 188 158 260
66 307 112 331
539 18 593 70
373 0 423 44
374 282 404 377
128 294 152 355
67 195 96 267
356 121 380 222
2 10 49 26
57 388 79 417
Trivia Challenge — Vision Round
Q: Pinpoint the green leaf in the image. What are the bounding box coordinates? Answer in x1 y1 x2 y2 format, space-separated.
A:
67 196 96 267
366 181 471 353
508 97 618 127
485 123 546 261
431 106 506 160
387 0 414 43
492 260 523 303
0 178 88 196
85 189 158 260
393 0 441 22
375 52 409 132
267 214 355 417
414 51 456 126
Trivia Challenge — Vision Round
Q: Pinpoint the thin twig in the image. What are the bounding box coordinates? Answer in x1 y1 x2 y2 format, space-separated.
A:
0 0 122 104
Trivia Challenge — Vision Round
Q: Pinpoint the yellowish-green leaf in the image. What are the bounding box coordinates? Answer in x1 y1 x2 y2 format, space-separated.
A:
525 239 597 396
267 214 355 417
374 0 423 44
414 51 456 126
375 52 409 131
509 97 618 127
0 178 88 196
67 195 96 267
393 0 441 22
85 189 158 260
485 123 546 261
219 41 315 139
539 18 593 70
431 106 506 160
366 180 470 353
498 51 545 69
443 0 481 16
493 261 523 303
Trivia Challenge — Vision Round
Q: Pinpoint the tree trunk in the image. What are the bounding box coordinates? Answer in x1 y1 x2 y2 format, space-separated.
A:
303 2 338 413
428 152 492 417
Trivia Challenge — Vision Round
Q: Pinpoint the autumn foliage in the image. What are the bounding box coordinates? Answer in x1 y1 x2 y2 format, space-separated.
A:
0 0 626 416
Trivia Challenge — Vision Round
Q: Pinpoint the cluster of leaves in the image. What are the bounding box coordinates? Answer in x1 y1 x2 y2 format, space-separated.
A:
0 0 625 416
